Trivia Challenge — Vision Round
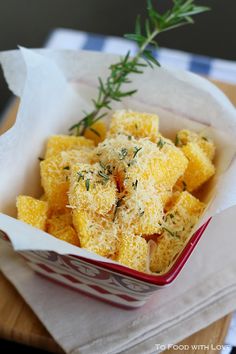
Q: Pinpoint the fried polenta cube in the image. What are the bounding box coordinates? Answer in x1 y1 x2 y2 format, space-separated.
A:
84 121 107 145
176 129 215 160
47 211 80 246
93 134 143 185
45 135 94 159
72 210 118 258
172 191 205 216
164 191 205 241
109 110 159 142
172 177 187 193
117 187 164 236
95 134 187 196
69 163 117 215
125 136 188 193
149 136 188 191
94 134 159 181
181 142 215 192
41 149 92 211
163 190 181 211
150 191 205 272
150 232 183 273
116 234 148 272
159 190 173 207
17 195 48 230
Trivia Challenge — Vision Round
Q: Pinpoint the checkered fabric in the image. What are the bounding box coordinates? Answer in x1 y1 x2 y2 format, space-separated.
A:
46 28 236 84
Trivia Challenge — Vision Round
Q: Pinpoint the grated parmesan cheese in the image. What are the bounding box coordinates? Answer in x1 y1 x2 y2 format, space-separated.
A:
73 210 119 258
17 109 216 275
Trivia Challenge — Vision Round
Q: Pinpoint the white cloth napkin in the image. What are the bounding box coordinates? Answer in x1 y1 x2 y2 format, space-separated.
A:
1 205 236 354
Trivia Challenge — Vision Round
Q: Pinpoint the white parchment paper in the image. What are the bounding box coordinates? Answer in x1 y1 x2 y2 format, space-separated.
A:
0 47 236 262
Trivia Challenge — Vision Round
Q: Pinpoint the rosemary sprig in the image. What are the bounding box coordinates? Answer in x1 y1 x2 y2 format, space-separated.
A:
69 0 209 136
133 146 142 158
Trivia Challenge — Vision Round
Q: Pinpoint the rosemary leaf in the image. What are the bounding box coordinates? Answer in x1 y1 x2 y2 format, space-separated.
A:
133 146 142 158
157 137 165 149
98 171 110 181
85 179 90 191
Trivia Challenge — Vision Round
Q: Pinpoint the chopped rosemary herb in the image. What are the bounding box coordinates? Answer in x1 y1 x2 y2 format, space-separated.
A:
157 137 165 149
135 123 138 130
85 179 90 191
128 135 132 141
163 226 180 238
139 209 145 217
119 148 128 160
99 161 106 170
38 157 44 161
63 166 70 170
202 136 208 141
98 170 110 181
100 162 112 173
132 179 138 190
77 172 84 182
133 146 142 158
169 213 174 219
106 164 113 174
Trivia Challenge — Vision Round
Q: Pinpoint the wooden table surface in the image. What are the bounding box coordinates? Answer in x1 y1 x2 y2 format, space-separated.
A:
0 80 236 353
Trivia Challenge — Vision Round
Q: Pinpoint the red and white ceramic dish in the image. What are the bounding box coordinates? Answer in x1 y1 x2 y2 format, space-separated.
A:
0 218 210 309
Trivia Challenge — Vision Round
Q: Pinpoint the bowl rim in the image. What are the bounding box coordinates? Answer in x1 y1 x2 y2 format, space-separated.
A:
0 218 211 287
68 218 211 286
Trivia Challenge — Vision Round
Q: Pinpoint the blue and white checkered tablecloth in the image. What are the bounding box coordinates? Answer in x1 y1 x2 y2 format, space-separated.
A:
45 28 236 354
46 28 236 84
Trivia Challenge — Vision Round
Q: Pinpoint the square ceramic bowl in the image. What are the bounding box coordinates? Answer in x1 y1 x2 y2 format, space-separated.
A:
1 49 235 309
0 218 210 309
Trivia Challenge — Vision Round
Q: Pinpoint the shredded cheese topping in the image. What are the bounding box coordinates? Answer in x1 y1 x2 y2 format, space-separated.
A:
17 109 216 274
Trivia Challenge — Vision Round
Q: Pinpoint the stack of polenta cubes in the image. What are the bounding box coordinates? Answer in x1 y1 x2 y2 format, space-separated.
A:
17 110 216 274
